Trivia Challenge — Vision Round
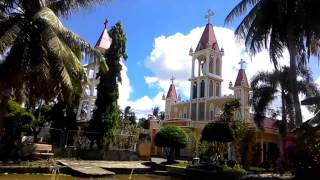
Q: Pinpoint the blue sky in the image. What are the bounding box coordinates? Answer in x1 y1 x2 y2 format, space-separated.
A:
62 0 320 117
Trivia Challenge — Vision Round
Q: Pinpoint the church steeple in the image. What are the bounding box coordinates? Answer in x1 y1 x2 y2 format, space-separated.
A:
95 19 112 53
164 76 178 120
166 77 178 100
234 59 249 87
195 9 219 52
232 59 251 121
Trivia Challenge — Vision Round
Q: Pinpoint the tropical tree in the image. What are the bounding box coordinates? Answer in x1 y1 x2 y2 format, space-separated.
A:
122 106 136 124
152 106 160 118
251 66 319 158
88 22 127 148
0 0 108 126
138 117 149 129
49 101 78 146
251 66 319 132
201 122 234 162
225 0 320 126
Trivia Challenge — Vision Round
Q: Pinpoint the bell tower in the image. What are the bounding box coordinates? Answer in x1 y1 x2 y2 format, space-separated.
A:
76 19 112 122
189 9 225 121
163 76 178 120
229 59 251 121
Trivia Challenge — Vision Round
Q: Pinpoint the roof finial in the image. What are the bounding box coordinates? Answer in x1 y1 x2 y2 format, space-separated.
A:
239 59 247 69
205 9 214 24
170 76 175 84
104 18 108 29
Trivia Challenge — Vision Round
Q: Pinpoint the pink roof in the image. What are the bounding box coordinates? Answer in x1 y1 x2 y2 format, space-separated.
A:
166 84 177 99
234 69 249 87
195 23 219 52
263 117 277 129
95 28 112 53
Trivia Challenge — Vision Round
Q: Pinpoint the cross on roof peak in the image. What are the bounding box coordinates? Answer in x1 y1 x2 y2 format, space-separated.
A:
104 18 108 29
205 9 214 24
170 76 175 84
239 59 247 69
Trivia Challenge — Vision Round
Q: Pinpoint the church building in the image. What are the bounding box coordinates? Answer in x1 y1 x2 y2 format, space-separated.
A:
149 10 281 165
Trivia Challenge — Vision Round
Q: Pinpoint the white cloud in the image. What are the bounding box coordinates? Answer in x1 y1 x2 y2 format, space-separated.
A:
145 26 290 99
118 60 132 108
118 61 165 118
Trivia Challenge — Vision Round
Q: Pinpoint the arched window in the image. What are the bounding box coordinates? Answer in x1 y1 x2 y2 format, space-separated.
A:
200 80 205 98
209 80 213 97
192 82 197 99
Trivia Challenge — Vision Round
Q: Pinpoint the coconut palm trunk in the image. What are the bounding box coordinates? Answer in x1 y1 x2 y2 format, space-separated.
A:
279 87 287 157
287 31 303 126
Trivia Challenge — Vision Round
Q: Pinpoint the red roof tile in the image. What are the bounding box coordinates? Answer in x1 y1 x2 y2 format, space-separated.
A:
263 117 277 129
166 84 177 99
234 69 249 87
195 23 219 52
95 28 112 53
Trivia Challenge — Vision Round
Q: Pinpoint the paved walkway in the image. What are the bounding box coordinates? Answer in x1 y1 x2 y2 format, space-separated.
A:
58 160 115 176
57 160 150 175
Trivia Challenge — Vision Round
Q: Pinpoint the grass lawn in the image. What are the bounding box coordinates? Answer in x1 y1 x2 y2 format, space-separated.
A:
170 162 192 168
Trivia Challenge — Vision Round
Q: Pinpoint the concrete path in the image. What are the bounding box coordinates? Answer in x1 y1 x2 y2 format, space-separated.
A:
58 160 115 177
57 160 150 174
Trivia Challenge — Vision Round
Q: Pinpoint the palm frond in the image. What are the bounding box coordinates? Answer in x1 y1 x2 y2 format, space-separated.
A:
48 0 110 17
0 34 26 91
250 71 278 89
251 85 278 129
0 23 21 54
33 7 107 71
269 29 285 67
225 0 260 24
47 34 85 92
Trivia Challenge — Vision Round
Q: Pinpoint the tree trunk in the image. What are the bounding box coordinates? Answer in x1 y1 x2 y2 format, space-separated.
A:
279 87 287 158
0 92 10 132
287 32 303 127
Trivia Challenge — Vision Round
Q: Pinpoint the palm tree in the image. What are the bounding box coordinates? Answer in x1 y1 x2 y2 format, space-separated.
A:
252 66 319 129
122 106 136 124
152 106 160 118
225 0 320 126
251 65 319 155
0 0 107 108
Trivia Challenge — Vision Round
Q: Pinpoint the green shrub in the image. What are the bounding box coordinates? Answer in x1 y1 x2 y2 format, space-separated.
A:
201 122 234 142
222 164 246 175
248 166 266 173
2 99 36 146
155 125 187 148
155 125 187 162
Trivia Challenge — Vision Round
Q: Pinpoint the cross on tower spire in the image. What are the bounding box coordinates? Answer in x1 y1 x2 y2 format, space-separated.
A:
205 9 214 24
239 59 246 69
104 18 108 29
170 76 175 84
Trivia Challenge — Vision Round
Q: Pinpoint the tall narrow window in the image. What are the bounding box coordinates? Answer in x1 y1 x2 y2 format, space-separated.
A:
216 83 220 96
216 58 221 76
193 82 197 99
209 59 213 73
209 80 213 97
200 80 205 98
